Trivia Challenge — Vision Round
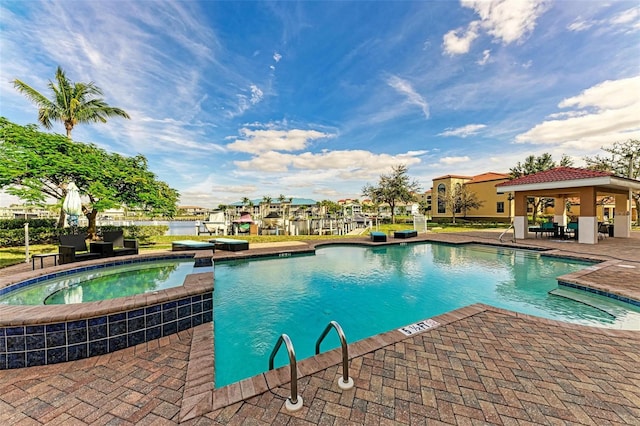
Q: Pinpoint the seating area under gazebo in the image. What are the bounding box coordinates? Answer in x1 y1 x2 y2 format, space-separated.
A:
497 167 640 244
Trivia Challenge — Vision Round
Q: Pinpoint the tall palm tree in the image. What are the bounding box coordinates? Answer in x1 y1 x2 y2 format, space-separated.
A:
12 66 130 139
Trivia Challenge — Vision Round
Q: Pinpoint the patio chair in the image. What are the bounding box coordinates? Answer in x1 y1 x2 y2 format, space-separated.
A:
540 222 556 238
566 222 578 240
103 230 139 256
58 234 102 264
597 222 609 240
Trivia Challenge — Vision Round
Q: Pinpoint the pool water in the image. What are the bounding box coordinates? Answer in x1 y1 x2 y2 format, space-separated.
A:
213 243 640 387
0 259 196 305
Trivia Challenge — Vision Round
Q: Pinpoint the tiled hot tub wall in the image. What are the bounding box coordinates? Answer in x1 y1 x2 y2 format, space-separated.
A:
0 255 213 369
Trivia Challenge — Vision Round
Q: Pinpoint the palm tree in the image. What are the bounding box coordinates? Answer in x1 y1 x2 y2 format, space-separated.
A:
12 66 130 139
261 195 272 219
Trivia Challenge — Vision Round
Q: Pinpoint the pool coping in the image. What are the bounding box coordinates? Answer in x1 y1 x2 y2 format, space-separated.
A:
179 303 640 422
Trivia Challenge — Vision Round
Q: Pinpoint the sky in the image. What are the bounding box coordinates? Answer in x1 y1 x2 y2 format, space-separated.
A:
1 0 639 208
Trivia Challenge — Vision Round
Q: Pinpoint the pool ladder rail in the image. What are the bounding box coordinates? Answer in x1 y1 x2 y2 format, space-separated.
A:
499 222 516 243
269 320 353 412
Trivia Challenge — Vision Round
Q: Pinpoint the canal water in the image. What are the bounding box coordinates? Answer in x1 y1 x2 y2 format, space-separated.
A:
98 220 200 236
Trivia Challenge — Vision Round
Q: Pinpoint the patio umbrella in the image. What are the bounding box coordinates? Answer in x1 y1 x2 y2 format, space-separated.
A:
62 182 83 228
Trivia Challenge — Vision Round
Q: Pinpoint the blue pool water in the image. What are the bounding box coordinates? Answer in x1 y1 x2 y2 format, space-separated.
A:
0 259 197 305
212 243 640 387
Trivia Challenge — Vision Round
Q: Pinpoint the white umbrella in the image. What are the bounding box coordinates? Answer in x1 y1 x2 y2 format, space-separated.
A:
62 182 83 227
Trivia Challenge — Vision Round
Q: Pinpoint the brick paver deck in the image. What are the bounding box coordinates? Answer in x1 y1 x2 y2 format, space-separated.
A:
1 231 639 424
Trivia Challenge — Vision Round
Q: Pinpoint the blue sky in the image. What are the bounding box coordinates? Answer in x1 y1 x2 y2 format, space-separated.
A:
1 0 639 208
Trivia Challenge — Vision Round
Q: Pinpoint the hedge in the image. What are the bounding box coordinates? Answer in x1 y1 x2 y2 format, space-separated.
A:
0 219 168 247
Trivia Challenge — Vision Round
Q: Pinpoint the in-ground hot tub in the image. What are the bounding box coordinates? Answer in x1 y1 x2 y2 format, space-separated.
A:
0 253 213 369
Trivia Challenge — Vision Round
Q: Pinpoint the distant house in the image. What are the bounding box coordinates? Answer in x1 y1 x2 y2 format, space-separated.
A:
178 206 209 216
228 198 319 219
430 172 512 222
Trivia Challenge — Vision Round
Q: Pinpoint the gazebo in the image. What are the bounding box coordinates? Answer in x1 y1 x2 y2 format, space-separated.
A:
496 167 640 244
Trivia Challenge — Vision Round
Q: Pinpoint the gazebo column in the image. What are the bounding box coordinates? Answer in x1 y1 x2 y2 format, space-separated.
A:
578 187 598 244
513 192 529 239
613 191 632 238
553 197 567 227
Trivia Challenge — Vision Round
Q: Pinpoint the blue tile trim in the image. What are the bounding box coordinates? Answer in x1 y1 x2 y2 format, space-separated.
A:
558 281 640 307
0 290 213 370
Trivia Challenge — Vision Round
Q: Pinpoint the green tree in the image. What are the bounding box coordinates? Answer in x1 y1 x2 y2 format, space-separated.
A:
584 139 640 220
509 153 573 224
12 66 130 139
0 117 178 238
442 183 484 224
362 164 421 224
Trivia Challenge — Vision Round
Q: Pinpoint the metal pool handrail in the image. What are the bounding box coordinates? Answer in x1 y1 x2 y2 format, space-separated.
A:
268 333 302 410
315 320 354 389
499 222 516 243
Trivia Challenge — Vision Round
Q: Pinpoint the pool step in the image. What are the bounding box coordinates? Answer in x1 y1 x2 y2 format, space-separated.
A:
549 288 621 317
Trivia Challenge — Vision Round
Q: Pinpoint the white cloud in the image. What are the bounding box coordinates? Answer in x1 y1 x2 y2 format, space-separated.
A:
439 124 487 138
559 76 640 110
387 75 430 119
227 128 332 155
439 156 471 165
477 49 491 65
609 6 640 30
273 52 282 62
443 22 479 55
515 76 640 148
443 0 549 55
250 84 263 104
234 149 423 173
568 6 640 34
567 18 593 32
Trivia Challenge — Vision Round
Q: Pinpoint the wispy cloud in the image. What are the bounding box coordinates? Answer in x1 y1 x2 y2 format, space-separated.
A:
477 49 492 65
440 156 471 165
387 76 430 119
569 6 640 33
439 124 487 138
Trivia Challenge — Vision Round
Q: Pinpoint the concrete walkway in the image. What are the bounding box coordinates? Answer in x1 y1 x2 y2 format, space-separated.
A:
1 232 639 424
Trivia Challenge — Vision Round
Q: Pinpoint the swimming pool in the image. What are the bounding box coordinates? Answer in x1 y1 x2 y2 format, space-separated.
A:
212 243 640 387
0 259 198 305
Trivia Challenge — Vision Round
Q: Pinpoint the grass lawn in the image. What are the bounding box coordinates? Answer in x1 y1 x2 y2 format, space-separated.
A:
4 223 634 269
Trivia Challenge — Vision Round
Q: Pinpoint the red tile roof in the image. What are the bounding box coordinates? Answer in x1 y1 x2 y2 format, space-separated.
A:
432 174 472 180
468 172 510 183
496 167 613 187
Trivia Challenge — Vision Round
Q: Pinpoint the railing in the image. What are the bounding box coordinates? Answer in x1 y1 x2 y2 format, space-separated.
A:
268 334 303 411
315 321 354 390
499 222 516 243
269 321 354 411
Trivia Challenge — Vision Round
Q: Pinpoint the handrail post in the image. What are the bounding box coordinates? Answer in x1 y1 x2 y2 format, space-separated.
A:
315 321 354 390
269 334 303 411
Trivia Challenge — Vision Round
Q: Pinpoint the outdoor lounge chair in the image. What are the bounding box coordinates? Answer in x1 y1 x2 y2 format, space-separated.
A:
394 230 417 239
210 238 249 251
171 240 216 251
103 230 139 256
370 231 387 242
58 234 102 264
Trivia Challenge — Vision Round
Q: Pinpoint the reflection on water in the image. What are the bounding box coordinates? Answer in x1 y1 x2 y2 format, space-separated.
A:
0 260 194 305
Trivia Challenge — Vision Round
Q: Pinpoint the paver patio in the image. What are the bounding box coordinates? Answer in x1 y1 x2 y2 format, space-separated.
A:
1 231 638 424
